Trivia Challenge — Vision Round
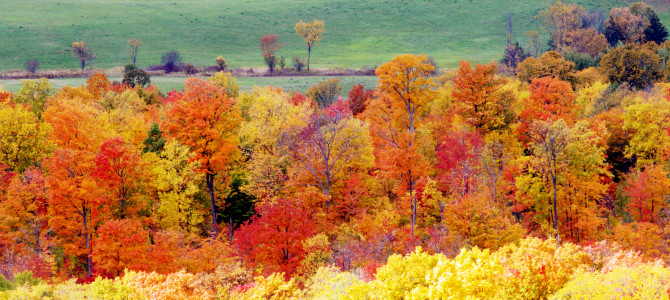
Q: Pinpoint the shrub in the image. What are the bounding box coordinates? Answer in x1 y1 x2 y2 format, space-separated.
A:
182 63 198 75
161 51 182 73
279 56 286 70
24 60 40 73
293 57 306 72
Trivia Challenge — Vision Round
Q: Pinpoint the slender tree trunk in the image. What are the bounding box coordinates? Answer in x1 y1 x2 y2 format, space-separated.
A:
80 60 85 72
552 173 559 243
229 217 234 241
307 45 311 71
206 173 218 238
83 210 91 277
409 173 416 242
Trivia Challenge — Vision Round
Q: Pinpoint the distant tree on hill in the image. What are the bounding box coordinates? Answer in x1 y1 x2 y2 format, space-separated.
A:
127 37 142 67
24 60 39 73
295 20 325 71
259 34 283 73
161 51 181 73
71 40 95 71
215 56 227 71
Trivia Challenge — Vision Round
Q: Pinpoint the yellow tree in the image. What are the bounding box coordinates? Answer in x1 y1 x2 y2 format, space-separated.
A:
0 101 52 173
367 54 436 239
295 20 325 71
144 140 205 233
237 87 311 199
13 78 55 118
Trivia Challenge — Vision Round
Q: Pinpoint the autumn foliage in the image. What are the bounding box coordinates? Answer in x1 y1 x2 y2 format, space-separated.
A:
3 7 670 296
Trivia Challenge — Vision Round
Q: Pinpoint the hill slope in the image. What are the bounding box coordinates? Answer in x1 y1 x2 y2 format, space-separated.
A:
0 0 666 71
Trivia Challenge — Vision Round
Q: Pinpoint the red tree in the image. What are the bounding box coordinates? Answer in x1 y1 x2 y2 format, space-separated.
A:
234 198 316 275
260 34 283 73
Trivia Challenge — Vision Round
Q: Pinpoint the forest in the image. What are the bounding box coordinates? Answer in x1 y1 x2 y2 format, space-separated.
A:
3 1 670 299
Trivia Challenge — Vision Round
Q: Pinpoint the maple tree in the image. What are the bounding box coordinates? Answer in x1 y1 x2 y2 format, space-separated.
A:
368 54 435 239
452 61 514 134
624 165 670 223
13 78 55 118
145 140 205 233
94 137 144 219
45 148 106 277
347 83 375 116
1 168 50 254
92 219 149 277
163 78 241 238
234 198 316 275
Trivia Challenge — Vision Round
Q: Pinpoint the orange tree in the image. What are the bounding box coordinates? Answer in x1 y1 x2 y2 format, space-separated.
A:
163 78 241 238
366 54 435 239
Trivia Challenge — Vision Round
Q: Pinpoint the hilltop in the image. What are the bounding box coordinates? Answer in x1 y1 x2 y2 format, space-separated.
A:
2 0 665 71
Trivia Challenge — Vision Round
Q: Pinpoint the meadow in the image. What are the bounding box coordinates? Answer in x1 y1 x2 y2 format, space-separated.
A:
0 75 378 94
2 0 663 71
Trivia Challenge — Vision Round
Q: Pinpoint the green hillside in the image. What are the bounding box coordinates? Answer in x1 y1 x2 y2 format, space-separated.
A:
1 0 666 71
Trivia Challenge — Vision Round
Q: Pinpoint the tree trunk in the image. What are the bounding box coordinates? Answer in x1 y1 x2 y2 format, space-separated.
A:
84 210 91 277
80 60 85 72
552 174 559 243
206 173 218 238
307 45 311 71
229 217 234 241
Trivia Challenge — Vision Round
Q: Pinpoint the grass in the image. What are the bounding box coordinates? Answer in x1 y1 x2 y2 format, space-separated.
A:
0 76 379 95
2 0 664 71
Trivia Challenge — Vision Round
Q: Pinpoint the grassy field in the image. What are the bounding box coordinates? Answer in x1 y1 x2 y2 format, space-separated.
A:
2 0 664 71
0 76 379 95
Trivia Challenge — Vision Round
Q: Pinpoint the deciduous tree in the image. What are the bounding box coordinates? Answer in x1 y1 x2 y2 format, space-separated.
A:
295 20 325 71
0 101 52 173
92 219 149 277
163 78 241 238
259 34 283 73
367 54 436 239
71 40 95 71
127 37 142 67
285 99 374 210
